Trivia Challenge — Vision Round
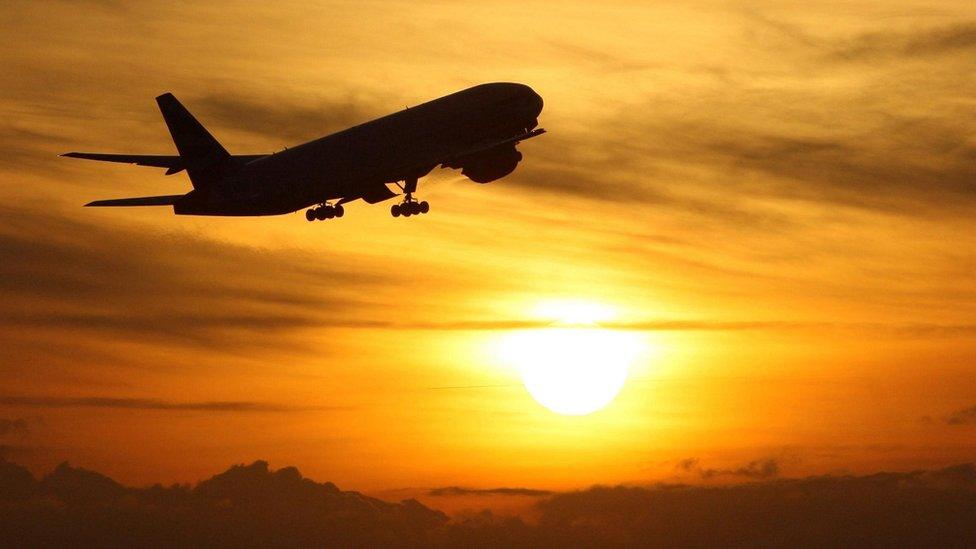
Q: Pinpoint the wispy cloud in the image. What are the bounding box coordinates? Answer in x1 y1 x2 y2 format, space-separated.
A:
190 93 387 146
946 405 976 426
428 486 552 497
0 418 30 438
829 22 976 61
0 206 387 349
0 396 340 412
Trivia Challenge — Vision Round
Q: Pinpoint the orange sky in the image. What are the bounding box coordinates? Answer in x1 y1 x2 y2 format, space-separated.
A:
1 0 975 500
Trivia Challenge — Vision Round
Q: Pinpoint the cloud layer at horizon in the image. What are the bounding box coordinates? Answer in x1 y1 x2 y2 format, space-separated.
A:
0 0 974 492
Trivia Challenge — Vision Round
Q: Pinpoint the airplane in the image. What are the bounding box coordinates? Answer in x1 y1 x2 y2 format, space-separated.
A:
63 83 545 221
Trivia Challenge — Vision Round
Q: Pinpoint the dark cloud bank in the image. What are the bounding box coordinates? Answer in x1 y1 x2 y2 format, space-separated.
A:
2 459 975 547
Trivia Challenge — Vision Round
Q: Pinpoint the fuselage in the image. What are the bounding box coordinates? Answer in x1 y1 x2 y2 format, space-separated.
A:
174 83 543 216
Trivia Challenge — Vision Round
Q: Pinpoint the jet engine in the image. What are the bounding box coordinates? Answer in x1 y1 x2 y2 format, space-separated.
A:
453 143 523 184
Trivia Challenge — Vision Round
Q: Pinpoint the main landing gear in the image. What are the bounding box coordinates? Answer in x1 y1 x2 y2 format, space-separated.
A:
391 194 429 218
305 202 344 222
391 176 429 218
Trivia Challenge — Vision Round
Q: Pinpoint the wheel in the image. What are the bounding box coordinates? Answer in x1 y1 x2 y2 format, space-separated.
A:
315 208 328 221
403 206 412 217
409 202 420 215
419 201 429 214
334 204 344 218
305 209 315 222
391 204 400 217
325 207 336 219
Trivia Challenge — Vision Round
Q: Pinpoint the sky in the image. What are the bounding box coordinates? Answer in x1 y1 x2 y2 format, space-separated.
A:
1 0 975 505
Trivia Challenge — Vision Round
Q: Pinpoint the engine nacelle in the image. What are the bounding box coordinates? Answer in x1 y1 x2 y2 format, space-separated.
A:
455 144 523 184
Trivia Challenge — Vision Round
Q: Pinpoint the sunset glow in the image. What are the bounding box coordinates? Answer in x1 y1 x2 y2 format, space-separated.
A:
1 0 975 532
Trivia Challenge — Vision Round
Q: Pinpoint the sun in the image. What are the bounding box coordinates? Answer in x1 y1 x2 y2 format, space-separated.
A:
498 301 643 415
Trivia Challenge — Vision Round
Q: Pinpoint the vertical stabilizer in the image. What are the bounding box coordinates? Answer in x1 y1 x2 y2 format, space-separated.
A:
156 93 230 189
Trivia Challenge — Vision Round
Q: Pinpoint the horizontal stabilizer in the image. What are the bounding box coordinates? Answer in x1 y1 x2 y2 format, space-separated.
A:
85 195 184 207
62 152 183 171
62 152 269 175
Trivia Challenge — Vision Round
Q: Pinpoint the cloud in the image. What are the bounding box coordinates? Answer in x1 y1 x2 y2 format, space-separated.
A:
428 486 552 497
701 458 781 480
947 405 976 426
0 419 29 439
528 463 976 547
190 92 388 146
0 206 387 350
0 396 339 412
0 124 70 173
501 20 976 222
676 457 782 480
0 459 447 546
830 22 976 61
0 444 41 462
246 318 976 339
3 458 975 547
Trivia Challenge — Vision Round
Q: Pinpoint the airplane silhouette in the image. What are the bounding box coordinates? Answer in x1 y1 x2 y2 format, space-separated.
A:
63 83 544 221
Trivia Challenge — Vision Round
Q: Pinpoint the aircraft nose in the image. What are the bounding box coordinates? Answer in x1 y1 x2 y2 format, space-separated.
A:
528 90 544 116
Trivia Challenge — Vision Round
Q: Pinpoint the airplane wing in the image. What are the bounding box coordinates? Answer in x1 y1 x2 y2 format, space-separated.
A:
343 128 546 204
61 153 269 175
441 128 545 166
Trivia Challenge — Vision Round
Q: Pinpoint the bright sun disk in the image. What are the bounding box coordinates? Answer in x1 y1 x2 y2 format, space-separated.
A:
499 302 643 415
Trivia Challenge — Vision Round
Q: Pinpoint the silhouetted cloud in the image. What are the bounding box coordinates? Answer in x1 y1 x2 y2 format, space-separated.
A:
676 457 782 480
701 458 781 480
0 459 447 547
947 405 976 426
2 458 975 547
428 486 552 497
528 464 976 547
0 396 338 412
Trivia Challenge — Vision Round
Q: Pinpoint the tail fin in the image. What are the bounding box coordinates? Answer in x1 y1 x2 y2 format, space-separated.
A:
156 93 230 189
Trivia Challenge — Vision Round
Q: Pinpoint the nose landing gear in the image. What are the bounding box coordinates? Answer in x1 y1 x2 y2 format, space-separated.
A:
305 202 344 222
391 194 429 218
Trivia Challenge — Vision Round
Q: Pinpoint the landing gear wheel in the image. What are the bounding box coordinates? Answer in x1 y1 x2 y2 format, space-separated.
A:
334 204 344 218
305 209 315 222
392 189 429 219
